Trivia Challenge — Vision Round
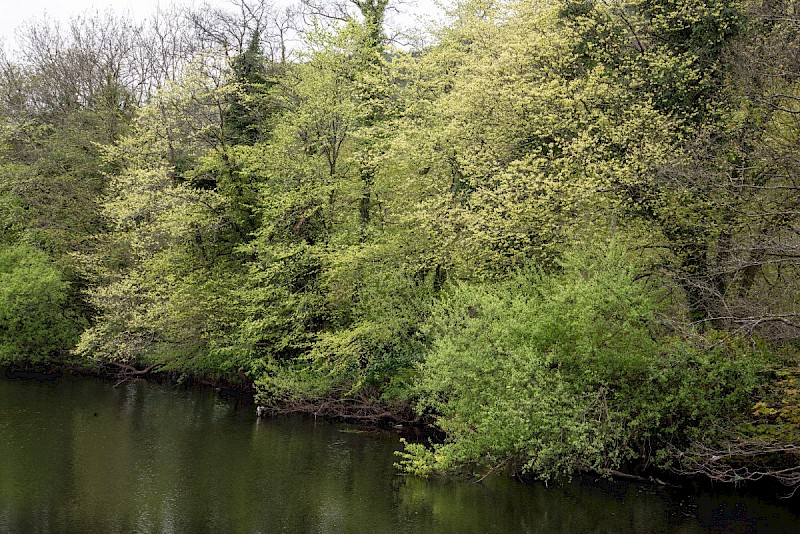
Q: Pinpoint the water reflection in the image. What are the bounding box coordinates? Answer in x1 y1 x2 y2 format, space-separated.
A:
0 376 797 533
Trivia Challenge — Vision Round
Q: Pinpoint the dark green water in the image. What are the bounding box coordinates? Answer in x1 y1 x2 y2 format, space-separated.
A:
0 375 797 533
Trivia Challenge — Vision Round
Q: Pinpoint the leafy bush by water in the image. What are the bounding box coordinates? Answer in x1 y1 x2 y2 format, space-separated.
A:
400 244 768 480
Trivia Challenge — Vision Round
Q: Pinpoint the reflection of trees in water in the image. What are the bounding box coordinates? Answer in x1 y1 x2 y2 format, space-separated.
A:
395 473 703 534
1 376 797 532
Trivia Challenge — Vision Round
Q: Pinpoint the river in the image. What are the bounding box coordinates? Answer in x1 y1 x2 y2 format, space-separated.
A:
0 374 797 533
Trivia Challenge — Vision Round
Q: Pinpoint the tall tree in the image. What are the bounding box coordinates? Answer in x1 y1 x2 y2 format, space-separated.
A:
224 30 275 146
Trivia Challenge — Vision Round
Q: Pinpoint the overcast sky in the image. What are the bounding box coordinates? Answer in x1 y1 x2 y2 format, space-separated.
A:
1 0 188 43
0 0 443 48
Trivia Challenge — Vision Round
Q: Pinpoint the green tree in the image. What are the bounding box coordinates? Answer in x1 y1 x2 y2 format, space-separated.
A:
0 14 139 362
231 10 442 411
75 68 251 377
224 30 276 146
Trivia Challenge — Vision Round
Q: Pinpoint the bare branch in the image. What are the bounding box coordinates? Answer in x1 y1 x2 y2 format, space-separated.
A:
673 441 800 497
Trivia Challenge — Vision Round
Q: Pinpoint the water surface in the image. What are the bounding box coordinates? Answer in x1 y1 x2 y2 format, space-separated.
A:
0 375 797 533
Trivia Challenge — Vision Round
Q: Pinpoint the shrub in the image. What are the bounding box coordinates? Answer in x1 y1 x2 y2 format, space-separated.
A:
400 243 767 480
0 243 80 364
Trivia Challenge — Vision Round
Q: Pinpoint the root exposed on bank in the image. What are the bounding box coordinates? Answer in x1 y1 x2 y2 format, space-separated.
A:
673 441 800 497
256 394 422 428
106 361 164 387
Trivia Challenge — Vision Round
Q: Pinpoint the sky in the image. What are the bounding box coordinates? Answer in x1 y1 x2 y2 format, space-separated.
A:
1 0 176 43
0 0 444 48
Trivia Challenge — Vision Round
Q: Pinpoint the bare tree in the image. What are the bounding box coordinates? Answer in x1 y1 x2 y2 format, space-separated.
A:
185 0 300 64
130 4 200 101
685 0 800 342
4 11 143 126
298 0 414 44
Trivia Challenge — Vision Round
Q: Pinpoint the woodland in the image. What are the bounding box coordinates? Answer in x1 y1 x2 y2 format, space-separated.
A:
1 0 799 492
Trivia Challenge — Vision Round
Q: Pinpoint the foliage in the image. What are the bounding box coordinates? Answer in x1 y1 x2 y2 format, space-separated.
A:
0 0 798 488
748 360 800 444
239 17 436 405
73 65 251 377
224 31 277 146
0 243 82 364
399 244 768 480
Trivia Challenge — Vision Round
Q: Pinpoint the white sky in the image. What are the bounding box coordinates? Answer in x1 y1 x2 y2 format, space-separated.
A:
1 0 180 43
0 0 444 48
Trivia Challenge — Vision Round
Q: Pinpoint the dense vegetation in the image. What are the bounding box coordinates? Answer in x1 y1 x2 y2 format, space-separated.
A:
1 0 798 492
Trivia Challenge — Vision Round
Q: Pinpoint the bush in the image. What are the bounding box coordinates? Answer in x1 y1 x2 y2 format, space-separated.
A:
399 243 767 480
0 243 80 364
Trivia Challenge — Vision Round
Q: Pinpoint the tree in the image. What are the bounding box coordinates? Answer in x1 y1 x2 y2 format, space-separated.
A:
298 0 395 233
229 9 442 413
0 12 140 349
679 0 800 339
224 30 277 146
73 57 258 376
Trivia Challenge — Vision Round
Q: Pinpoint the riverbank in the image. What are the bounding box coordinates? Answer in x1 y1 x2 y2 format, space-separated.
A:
4 361 798 501
2 362 419 428
2 371 799 534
